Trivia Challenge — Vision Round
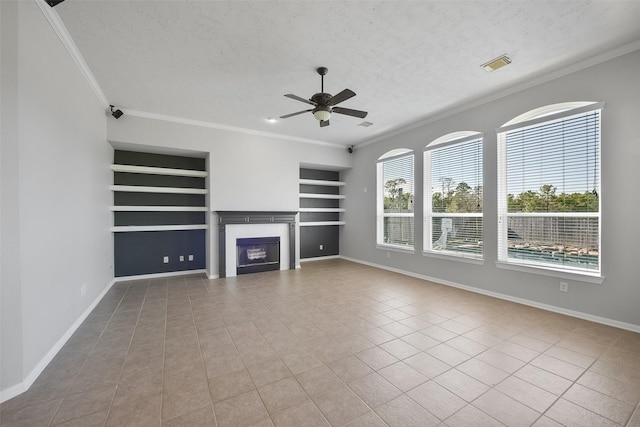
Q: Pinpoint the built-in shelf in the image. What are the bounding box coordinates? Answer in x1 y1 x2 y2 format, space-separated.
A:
299 221 346 227
111 206 208 212
110 185 208 194
299 172 346 230
299 208 346 213
111 224 208 233
299 193 345 199
111 164 208 177
299 179 345 187
112 151 209 277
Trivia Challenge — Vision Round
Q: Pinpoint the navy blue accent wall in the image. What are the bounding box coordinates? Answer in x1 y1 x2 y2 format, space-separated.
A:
114 172 206 188
300 169 338 181
114 211 205 226
114 150 205 170
114 192 205 206
300 226 339 258
114 230 206 277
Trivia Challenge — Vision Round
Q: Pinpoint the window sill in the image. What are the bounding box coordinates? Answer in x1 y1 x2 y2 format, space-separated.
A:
422 251 484 265
495 261 604 284
376 244 415 255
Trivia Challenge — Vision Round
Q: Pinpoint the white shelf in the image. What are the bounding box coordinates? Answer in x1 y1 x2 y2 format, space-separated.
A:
111 224 208 232
299 174 345 231
299 208 345 213
111 185 208 194
299 179 345 187
111 206 208 212
111 164 208 177
299 193 345 199
299 221 346 227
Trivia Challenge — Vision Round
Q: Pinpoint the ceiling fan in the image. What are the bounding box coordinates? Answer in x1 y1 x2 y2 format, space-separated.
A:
280 67 368 127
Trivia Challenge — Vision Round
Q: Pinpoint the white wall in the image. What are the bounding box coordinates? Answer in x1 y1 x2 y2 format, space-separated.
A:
107 115 352 276
0 0 113 400
342 49 640 330
1 0 25 397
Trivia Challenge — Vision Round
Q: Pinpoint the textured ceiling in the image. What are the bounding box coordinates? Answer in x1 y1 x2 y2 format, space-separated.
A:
54 0 640 147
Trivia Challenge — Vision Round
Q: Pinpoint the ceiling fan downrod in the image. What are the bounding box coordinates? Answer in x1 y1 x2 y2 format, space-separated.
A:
317 67 328 93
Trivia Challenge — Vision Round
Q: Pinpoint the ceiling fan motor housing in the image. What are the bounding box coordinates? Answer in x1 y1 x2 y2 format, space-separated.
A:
311 93 333 106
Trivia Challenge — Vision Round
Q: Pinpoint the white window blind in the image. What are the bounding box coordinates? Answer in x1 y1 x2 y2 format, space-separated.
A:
497 104 601 275
424 135 483 259
377 152 414 249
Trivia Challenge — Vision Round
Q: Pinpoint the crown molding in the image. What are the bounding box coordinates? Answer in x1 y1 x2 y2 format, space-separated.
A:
357 39 640 149
35 0 109 109
35 0 344 150
123 109 345 149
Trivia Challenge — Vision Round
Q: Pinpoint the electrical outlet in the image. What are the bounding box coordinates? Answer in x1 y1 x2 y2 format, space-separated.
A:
163 256 169 264
80 284 86 297
179 255 184 262
188 255 194 261
319 244 323 250
559 282 569 292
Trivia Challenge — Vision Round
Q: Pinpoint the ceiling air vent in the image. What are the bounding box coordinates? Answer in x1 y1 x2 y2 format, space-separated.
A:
482 54 512 72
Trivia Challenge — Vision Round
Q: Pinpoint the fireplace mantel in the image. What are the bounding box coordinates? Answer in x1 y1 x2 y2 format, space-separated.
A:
216 211 297 278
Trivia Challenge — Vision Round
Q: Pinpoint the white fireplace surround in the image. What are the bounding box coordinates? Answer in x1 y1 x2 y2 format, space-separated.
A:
216 211 297 278
225 223 289 278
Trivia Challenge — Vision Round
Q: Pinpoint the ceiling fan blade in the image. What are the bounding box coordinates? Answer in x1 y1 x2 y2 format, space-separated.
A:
320 119 330 127
284 94 316 106
280 109 313 119
332 106 368 119
327 89 356 106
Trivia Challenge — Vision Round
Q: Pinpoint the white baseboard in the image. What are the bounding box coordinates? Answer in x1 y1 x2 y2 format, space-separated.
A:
114 269 207 282
0 278 116 404
300 255 341 263
0 382 26 405
340 256 640 334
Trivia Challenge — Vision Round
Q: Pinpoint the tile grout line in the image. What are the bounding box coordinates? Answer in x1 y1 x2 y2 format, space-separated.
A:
548 331 634 426
46 282 133 427
158 277 169 426
190 274 220 426
102 278 152 426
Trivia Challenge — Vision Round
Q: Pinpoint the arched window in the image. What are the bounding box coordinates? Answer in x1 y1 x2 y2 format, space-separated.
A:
424 132 483 260
496 102 602 276
377 149 414 250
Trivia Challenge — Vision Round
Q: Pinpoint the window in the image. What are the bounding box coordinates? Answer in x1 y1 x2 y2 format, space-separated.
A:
377 149 414 250
424 132 483 260
497 102 602 276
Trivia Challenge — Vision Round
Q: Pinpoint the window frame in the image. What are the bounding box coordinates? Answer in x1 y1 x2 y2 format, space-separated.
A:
496 102 603 281
423 132 484 262
376 149 415 252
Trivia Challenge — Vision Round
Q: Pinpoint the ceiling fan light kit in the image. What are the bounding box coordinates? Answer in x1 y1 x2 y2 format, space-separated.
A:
281 67 368 127
313 109 331 122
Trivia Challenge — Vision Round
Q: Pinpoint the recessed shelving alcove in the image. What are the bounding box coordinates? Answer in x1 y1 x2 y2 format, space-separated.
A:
111 150 208 277
299 168 345 259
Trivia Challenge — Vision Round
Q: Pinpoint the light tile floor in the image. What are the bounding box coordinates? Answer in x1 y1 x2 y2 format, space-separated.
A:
1 259 639 426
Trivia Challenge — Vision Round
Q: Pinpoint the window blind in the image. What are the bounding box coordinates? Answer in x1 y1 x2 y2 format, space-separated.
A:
424 137 483 259
378 153 414 248
497 107 601 274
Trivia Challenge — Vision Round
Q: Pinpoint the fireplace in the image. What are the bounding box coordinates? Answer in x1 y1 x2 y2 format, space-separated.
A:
216 211 297 278
236 236 280 275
